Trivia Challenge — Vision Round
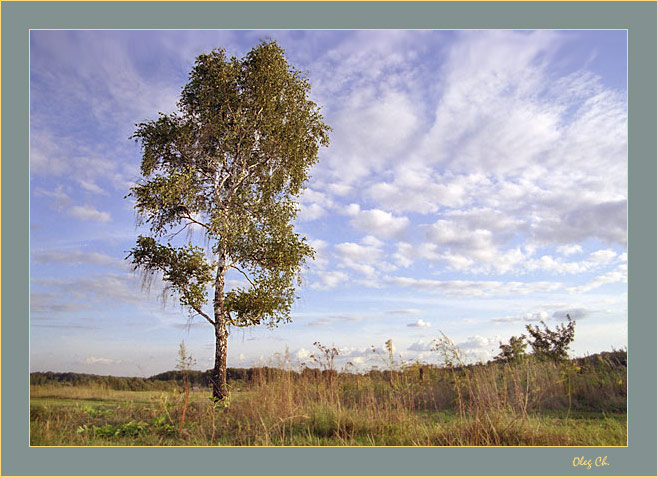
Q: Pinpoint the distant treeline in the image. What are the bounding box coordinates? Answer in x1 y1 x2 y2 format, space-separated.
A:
30 367 333 391
30 367 285 391
30 350 626 392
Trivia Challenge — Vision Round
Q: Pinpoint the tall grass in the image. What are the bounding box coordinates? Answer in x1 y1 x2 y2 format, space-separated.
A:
30 346 627 446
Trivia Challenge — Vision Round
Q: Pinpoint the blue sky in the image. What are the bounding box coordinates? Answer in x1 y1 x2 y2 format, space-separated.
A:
30 30 627 376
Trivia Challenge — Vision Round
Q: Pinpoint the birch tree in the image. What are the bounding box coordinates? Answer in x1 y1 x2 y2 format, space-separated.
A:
128 41 330 399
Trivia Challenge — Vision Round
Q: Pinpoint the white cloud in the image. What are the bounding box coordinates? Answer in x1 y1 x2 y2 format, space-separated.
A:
334 236 394 281
308 239 330 269
298 203 326 222
335 241 382 264
388 276 562 297
408 339 434 352
407 319 431 328
492 311 549 323
386 308 422 315
346 205 409 240
326 183 352 197
68 204 112 223
295 348 311 361
33 185 72 211
85 356 121 365
32 250 116 266
421 219 527 273
589 249 617 263
367 171 493 215
557 244 583 256
569 264 627 293
297 189 334 222
455 335 501 362
394 242 440 268
78 178 106 195
526 249 620 275
310 271 349 290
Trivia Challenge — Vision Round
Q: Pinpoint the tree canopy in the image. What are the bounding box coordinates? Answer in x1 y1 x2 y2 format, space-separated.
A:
128 41 330 398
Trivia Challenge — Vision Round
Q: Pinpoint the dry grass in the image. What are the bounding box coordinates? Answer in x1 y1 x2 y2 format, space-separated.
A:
30 350 627 446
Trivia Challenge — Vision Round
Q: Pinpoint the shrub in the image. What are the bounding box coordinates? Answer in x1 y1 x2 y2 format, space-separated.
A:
525 315 575 362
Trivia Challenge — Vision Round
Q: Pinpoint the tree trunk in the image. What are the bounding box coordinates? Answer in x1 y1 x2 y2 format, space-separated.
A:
212 253 229 400
212 319 229 400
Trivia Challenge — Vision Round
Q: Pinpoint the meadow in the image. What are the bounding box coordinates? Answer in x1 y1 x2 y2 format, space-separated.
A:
30 347 627 446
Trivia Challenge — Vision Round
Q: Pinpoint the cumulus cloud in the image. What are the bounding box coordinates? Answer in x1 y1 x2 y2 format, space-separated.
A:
454 335 502 362
421 219 527 274
339 30 627 276
298 203 327 222
332 235 395 282
345 204 409 240
366 169 487 214
310 271 349 290
407 319 431 328
525 249 619 275
295 348 311 361
393 242 441 268
408 339 434 352
557 244 583 256
307 239 330 270
335 241 383 264
297 188 335 222
458 335 499 351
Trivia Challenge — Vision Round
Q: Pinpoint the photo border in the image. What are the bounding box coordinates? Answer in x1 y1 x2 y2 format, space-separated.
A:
2 1 656 476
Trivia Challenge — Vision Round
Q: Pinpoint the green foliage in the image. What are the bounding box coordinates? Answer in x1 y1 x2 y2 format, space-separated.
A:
79 421 149 438
128 40 329 333
525 315 576 362
127 40 329 398
80 405 113 418
493 335 528 364
129 237 213 313
150 414 177 435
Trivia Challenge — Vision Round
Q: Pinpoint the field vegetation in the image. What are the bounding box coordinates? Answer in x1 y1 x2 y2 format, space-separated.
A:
30 342 626 446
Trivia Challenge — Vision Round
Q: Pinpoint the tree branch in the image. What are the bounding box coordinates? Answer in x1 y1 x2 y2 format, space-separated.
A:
192 306 216 326
167 222 194 241
177 208 211 232
225 310 262 328
230 264 256 288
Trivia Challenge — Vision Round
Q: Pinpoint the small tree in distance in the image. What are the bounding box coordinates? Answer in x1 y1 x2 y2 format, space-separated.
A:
493 334 528 364
493 315 576 364
525 315 576 362
128 41 330 400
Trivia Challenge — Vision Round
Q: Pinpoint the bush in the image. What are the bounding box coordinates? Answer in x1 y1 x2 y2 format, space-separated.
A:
525 315 575 362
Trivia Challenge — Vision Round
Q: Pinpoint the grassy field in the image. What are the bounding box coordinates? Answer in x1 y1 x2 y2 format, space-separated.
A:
30 351 627 446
